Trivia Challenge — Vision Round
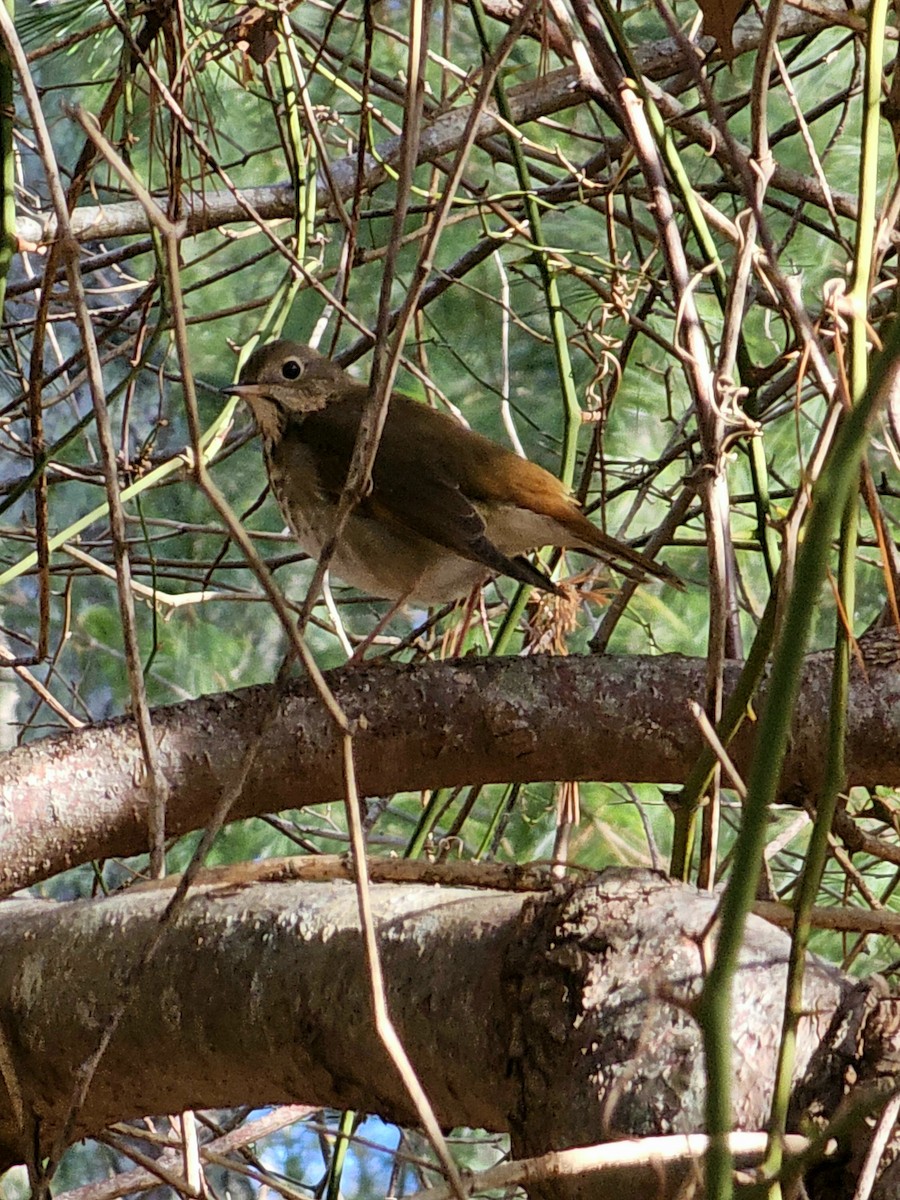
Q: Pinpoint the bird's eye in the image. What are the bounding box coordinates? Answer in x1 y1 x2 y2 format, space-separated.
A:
281 359 303 381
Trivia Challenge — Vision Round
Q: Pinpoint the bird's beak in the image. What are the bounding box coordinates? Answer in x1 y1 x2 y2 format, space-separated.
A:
222 382 266 399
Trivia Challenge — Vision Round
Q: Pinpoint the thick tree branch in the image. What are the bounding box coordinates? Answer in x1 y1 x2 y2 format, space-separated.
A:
0 870 891 1198
2 633 900 896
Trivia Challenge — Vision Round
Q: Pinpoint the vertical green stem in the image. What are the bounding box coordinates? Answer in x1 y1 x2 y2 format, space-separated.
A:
669 590 779 880
469 0 581 652
696 310 899 1200
324 1108 358 1200
276 20 317 267
469 0 580 486
761 1 886 1188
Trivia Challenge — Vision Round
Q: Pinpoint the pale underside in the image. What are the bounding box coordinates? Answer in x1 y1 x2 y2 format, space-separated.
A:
266 436 571 605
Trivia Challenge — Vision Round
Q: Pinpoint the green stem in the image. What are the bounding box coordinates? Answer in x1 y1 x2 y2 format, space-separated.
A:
669 590 779 880
696 306 900 1199
324 1108 358 1200
469 0 580 489
475 783 520 858
761 0 886 1184
275 24 317 265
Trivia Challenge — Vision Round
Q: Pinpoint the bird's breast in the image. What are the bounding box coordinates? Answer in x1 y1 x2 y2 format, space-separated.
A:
264 435 489 602
265 436 332 555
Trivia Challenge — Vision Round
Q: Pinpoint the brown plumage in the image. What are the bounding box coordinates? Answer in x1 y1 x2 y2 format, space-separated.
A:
225 340 680 605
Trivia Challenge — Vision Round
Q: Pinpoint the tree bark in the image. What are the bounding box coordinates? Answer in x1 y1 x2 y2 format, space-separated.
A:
4 635 900 896
0 869 894 1197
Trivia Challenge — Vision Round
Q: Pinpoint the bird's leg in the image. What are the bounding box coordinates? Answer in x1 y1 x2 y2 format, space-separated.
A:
443 585 485 658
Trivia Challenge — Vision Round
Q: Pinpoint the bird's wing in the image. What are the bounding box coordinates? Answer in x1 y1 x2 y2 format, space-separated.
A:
296 393 560 593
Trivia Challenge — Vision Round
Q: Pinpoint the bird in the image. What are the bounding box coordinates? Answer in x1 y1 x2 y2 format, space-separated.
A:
225 339 680 606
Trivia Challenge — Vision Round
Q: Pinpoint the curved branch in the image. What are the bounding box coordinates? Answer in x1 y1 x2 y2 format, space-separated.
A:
2 633 900 895
0 870 881 1193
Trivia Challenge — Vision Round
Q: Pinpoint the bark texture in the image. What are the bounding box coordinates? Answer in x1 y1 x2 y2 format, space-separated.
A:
4 635 900 896
0 870 893 1197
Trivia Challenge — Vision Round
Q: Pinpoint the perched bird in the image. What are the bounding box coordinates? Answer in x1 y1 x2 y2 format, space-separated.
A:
225 339 679 605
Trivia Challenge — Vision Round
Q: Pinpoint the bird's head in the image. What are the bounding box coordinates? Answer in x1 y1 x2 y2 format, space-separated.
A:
223 340 346 438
